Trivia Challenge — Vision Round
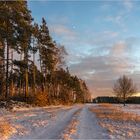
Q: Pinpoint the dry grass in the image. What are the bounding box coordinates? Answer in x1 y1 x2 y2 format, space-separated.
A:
99 122 138 138
89 104 140 139
90 104 140 122
0 120 17 140
62 119 78 140
0 117 29 140
61 108 82 140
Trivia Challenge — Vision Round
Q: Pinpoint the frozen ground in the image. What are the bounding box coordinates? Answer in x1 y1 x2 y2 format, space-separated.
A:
0 104 109 140
90 104 140 139
117 104 140 115
0 103 140 139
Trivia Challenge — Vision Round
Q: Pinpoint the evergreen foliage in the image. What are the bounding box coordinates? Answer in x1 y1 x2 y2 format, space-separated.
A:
0 1 91 105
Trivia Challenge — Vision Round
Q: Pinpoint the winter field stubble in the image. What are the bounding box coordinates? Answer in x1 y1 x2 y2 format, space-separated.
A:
90 103 140 139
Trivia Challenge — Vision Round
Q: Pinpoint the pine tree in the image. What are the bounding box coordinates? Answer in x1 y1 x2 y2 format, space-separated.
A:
0 41 5 96
0 1 33 99
0 1 91 104
31 23 39 94
14 1 33 100
38 18 58 94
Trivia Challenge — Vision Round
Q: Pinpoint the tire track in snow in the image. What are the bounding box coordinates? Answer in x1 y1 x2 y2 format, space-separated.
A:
9 106 74 139
72 104 110 139
9 104 110 139
60 107 82 140
32 105 82 139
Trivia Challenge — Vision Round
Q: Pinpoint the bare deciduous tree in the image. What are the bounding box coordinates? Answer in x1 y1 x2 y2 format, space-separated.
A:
113 75 137 106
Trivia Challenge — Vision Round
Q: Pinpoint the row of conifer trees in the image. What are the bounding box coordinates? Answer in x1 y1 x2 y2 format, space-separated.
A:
0 1 91 105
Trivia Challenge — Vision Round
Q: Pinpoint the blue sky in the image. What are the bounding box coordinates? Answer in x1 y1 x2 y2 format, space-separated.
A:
28 0 140 97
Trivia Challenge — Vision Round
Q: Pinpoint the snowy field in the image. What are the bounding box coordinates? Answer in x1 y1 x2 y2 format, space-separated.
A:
90 104 140 139
0 103 140 139
116 104 140 115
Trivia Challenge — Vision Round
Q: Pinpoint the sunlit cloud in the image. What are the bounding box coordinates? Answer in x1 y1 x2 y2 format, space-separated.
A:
69 37 139 97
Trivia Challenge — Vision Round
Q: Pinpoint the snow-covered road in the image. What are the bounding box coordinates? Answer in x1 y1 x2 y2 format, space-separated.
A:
73 105 109 139
5 104 109 139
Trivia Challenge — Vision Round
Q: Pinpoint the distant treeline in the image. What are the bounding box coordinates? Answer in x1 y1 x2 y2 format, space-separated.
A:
93 96 140 104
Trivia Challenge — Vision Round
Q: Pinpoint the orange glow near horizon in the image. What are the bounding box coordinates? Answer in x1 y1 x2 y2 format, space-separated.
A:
133 93 140 97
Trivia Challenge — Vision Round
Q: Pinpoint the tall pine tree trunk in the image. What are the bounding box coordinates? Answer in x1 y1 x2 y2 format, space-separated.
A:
5 40 9 99
5 17 10 100
24 50 28 100
25 68 28 99
32 38 36 94
39 47 45 92
0 42 5 97
10 49 14 97
19 53 22 95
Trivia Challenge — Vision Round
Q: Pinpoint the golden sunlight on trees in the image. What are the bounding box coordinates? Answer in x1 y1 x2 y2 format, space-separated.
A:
0 1 91 105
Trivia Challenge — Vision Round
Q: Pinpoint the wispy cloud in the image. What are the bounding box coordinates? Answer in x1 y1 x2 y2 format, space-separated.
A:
50 24 76 37
106 15 126 30
104 1 134 31
123 0 133 11
69 37 139 97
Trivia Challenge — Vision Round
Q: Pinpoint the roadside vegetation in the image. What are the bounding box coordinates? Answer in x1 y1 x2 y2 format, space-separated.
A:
0 120 17 140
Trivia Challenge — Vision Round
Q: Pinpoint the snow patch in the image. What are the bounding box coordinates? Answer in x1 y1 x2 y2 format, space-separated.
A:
60 108 82 140
90 104 140 139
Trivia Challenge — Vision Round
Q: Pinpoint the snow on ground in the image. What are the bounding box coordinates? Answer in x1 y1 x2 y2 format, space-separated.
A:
0 103 140 139
90 103 140 139
0 103 110 140
116 104 140 115
60 107 82 140
71 104 109 139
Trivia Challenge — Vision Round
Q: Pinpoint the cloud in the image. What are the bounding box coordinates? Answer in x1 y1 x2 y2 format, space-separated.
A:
123 0 133 11
104 1 134 31
106 15 126 29
49 24 76 37
100 3 112 11
48 15 78 43
107 15 122 24
111 41 127 56
90 31 119 44
48 19 140 98
69 38 138 97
